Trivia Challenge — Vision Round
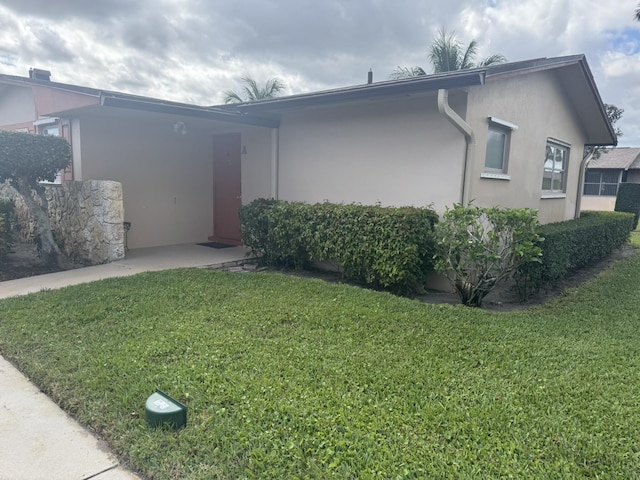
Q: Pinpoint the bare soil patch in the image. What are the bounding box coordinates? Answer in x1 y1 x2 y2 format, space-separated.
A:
0 241 86 282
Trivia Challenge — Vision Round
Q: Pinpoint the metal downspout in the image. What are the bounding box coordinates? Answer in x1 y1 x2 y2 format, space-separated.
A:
437 89 475 205
575 152 593 218
270 127 279 199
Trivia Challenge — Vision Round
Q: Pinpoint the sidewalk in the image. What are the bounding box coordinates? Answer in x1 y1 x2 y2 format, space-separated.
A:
0 244 249 480
0 243 250 299
0 356 141 480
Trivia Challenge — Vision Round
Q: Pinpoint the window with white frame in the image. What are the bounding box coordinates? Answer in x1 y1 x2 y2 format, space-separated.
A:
542 140 569 193
40 125 60 136
33 117 59 136
583 169 622 196
484 117 517 174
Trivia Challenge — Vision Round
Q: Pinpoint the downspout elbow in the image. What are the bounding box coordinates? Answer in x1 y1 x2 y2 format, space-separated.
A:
575 151 593 218
437 89 475 205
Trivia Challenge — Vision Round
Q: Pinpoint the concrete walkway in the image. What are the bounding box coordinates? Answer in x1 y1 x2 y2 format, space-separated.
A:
0 244 249 480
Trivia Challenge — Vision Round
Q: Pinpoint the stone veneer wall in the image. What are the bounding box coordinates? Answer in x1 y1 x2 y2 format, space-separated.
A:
0 180 125 264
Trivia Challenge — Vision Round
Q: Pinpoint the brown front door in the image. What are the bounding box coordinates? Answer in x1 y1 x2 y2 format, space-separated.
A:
211 133 242 245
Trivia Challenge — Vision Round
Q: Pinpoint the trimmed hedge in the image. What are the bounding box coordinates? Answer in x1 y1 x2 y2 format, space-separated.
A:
515 210 635 299
240 199 439 293
615 183 640 229
0 198 13 258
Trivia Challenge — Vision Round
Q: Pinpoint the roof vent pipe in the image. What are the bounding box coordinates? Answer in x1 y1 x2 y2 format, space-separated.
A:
367 69 373 84
29 68 51 81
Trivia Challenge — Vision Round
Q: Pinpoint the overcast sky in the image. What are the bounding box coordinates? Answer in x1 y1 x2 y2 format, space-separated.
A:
0 0 638 145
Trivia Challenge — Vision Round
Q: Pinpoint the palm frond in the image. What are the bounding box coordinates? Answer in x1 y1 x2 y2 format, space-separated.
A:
426 27 506 73
389 66 427 79
264 78 285 98
429 28 467 73
460 40 478 70
224 75 286 103
223 90 245 104
241 76 261 101
478 53 507 67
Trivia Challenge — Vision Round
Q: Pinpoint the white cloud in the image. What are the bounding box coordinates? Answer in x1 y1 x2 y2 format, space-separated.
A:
0 0 638 144
602 51 640 77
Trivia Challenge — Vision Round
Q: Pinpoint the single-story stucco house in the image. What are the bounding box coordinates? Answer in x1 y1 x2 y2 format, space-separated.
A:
0 55 616 250
581 147 640 211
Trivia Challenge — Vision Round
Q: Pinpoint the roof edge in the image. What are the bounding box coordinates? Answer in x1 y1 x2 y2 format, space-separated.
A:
100 93 280 128
226 70 486 112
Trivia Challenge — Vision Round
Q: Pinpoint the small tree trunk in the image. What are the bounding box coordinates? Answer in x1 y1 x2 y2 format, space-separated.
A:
14 178 63 268
456 278 494 308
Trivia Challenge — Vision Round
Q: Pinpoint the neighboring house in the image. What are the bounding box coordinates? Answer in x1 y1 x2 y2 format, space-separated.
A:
0 55 615 250
581 147 640 211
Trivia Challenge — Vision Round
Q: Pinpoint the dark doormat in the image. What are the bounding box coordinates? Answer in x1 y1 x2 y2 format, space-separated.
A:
197 242 236 249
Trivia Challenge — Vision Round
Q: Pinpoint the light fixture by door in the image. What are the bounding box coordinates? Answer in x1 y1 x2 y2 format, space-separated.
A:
172 121 187 135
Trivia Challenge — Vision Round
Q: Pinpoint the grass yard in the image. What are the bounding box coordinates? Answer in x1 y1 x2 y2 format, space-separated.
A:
1 250 640 478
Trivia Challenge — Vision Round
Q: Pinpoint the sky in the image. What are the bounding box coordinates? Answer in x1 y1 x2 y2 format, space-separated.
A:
0 0 639 145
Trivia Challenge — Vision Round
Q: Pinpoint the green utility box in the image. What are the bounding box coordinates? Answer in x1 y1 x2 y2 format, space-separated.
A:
145 390 187 429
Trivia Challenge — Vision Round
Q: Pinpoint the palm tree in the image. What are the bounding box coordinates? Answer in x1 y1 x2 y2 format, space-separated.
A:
223 75 285 104
635 3 640 21
390 28 506 79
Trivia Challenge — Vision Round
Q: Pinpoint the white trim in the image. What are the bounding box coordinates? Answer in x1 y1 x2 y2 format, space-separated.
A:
541 193 567 199
480 172 511 180
548 137 571 148
33 117 59 126
71 119 82 180
488 116 518 130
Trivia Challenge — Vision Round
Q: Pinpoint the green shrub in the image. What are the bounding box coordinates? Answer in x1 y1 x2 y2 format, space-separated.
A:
0 131 71 184
238 198 279 264
433 204 542 307
239 199 439 293
615 183 640 229
0 197 14 258
515 210 634 299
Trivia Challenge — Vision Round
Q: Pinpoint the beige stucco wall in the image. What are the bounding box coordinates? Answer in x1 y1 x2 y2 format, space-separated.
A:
76 113 214 249
238 126 274 203
465 71 586 224
581 196 616 211
275 93 467 213
0 86 36 127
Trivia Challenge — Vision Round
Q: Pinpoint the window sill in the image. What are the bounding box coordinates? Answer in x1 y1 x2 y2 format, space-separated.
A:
541 193 567 199
480 172 511 180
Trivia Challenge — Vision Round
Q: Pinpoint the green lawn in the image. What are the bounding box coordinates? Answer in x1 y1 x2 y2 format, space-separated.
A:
1 252 640 478
631 227 640 248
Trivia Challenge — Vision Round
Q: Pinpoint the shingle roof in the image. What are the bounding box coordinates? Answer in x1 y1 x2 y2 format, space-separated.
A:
0 55 616 144
587 147 640 170
0 72 279 128
225 55 615 146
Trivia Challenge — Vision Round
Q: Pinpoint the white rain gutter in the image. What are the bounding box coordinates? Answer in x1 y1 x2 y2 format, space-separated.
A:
437 89 475 205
